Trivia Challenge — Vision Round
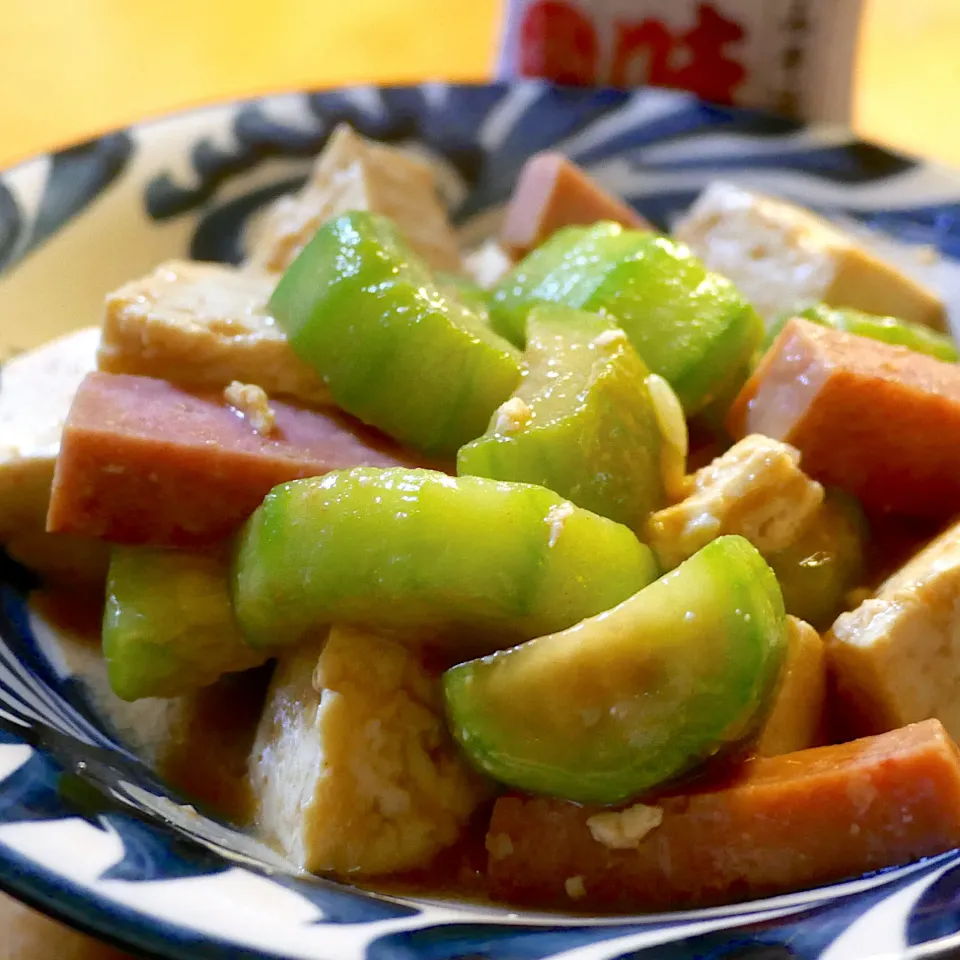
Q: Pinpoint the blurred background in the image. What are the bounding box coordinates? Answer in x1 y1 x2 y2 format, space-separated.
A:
0 0 958 169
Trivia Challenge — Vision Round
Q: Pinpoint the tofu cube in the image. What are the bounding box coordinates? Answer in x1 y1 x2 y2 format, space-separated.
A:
98 260 331 406
249 626 488 876
828 519 960 740
0 327 107 581
647 434 824 570
675 181 946 329
755 616 825 757
246 123 462 275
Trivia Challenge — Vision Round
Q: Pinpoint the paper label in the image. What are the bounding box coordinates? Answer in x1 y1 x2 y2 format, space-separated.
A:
497 0 864 122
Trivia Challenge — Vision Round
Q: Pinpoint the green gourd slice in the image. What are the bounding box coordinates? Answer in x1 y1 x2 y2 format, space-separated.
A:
443 535 787 805
269 211 521 455
489 222 762 414
457 305 664 531
232 467 659 652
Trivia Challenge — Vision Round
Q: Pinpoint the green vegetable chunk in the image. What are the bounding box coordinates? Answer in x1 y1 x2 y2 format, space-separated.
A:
233 467 659 651
103 547 267 701
767 489 868 631
765 304 957 362
489 222 762 413
268 211 521 455
437 271 493 319
443 535 787 805
457 306 664 531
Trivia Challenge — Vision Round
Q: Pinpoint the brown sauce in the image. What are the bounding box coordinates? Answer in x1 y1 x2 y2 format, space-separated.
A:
358 805 494 904
31 585 106 642
862 510 944 589
155 666 271 825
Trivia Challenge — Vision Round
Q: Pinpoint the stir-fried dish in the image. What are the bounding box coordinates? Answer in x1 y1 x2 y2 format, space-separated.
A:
7 123 960 912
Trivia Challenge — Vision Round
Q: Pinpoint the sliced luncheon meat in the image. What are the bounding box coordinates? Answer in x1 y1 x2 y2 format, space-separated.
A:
500 152 651 258
47 372 419 547
487 719 960 910
728 318 960 518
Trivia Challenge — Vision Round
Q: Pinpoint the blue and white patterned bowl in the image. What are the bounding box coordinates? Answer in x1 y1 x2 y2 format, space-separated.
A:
4 82 960 960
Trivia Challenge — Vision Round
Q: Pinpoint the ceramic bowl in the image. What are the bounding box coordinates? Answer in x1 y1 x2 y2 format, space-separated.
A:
3 82 960 960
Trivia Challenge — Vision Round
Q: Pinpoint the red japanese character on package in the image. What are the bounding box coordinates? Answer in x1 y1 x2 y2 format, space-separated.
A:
498 0 864 121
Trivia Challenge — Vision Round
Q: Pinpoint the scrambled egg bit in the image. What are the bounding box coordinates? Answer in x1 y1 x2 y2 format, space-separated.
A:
224 381 276 436
647 434 824 571
756 616 825 757
587 803 663 850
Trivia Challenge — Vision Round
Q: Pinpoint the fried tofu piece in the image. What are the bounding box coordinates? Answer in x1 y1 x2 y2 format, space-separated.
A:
47 372 416 547
0 326 99 532
0 327 107 582
249 626 487 876
646 434 824 570
500 152 650 258
98 260 331 406
487 720 960 910
29 590 266 821
755 616 825 757
728 317 960 518
675 181 946 328
246 124 462 274
828 518 960 739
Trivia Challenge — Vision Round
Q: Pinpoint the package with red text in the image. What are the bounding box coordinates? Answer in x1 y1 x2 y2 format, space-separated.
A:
497 0 864 121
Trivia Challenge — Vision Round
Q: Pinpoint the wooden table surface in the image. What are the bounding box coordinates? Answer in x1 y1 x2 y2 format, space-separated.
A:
0 0 958 956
